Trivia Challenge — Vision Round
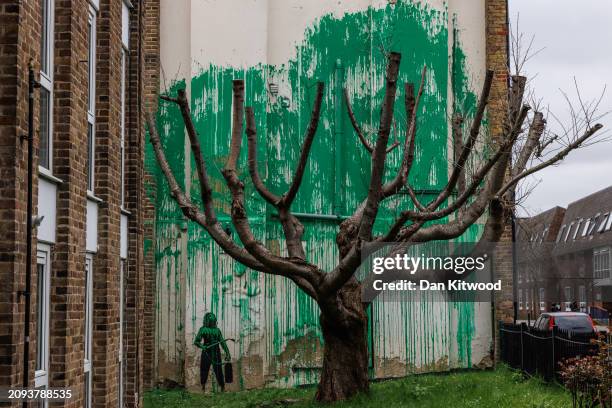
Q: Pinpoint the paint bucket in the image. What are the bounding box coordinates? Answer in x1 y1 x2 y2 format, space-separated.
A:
224 362 233 384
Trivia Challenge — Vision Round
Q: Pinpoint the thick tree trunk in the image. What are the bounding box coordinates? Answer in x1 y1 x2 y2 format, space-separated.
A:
315 280 369 402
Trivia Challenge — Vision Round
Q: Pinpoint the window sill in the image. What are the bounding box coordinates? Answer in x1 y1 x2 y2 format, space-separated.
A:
86 191 103 203
38 166 63 184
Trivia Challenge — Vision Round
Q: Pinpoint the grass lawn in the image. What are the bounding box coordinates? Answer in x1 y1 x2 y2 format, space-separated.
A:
144 367 572 408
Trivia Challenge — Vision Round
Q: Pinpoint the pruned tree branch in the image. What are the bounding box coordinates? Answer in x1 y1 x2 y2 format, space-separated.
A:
282 82 325 207
148 50 605 322
357 52 402 241
245 108 281 206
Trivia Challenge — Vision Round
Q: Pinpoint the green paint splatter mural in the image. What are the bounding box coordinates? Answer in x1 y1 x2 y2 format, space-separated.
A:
150 0 491 390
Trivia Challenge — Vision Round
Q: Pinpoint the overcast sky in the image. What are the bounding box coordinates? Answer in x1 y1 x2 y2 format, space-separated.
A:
508 0 612 216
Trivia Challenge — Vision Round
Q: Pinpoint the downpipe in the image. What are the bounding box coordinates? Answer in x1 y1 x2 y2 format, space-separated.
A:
18 61 40 408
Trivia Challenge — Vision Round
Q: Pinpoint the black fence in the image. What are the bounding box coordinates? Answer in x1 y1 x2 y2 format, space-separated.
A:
499 322 600 381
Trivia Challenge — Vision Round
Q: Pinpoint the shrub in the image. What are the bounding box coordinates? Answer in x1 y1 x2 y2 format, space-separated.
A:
559 337 611 408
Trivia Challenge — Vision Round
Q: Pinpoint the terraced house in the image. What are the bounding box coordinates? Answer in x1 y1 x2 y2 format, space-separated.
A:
1 0 515 406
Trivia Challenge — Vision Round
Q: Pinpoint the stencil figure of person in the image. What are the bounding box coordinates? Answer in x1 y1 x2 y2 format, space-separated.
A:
194 312 231 392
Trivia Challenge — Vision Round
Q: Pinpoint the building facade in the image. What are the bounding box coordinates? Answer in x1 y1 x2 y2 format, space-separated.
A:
1 0 515 403
0 0 159 407
149 0 512 392
516 187 612 321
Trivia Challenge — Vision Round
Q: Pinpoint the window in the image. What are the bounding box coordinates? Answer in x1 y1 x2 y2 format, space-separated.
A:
39 0 54 171
525 289 530 310
581 219 591 237
573 219 583 240
518 289 523 310
539 288 545 311
120 1 129 209
556 225 566 242
587 214 600 236
35 247 51 397
564 286 573 301
564 223 574 242
597 213 609 233
86 7 96 193
578 285 586 310
120 49 127 207
594 247 611 280
606 212 612 231
84 254 93 408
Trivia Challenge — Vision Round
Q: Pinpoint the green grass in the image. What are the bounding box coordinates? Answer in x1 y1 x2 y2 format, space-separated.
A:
144 367 572 408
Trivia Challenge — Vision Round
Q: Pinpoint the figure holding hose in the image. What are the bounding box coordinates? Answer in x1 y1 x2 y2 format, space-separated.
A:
194 312 232 391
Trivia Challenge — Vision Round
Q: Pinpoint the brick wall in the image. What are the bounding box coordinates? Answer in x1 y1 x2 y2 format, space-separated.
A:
51 1 90 406
0 0 152 407
122 0 160 404
142 0 160 391
0 0 40 397
485 0 513 360
92 0 123 407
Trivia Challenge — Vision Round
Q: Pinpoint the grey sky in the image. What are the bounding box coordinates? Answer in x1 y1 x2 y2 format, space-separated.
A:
509 0 612 216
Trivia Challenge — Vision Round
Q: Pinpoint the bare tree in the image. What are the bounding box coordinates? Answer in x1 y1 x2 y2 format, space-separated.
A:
146 52 603 402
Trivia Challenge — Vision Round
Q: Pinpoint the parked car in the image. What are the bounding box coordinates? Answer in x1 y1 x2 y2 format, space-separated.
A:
532 312 596 335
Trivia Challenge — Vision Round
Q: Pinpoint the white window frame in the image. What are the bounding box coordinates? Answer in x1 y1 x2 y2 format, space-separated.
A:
606 212 612 231
39 0 54 174
518 289 523 310
573 219 583 240
35 245 51 392
87 6 96 194
587 213 600 236
539 287 545 311
593 247 611 280
597 213 609 233
581 219 591 237
84 254 94 408
564 286 573 311
556 225 566 242
120 48 127 208
564 222 574 242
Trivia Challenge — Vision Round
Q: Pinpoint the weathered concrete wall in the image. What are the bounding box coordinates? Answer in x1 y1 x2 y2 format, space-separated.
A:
151 0 493 391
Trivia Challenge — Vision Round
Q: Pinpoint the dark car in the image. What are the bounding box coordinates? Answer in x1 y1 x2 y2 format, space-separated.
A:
533 312 596 334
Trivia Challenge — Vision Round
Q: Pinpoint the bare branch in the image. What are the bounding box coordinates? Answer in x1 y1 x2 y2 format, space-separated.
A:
411 70 494 211
498 123 604 197
163 88 218 223
405 185 427 212
282 82 325 206
512 111 546 176
381 71 424 198
452 113 466 196
384 104 530 236
220 84 320 282
245 107 281 205
226 80 245 172
344 88 373 153
146 111 268 272
358 52 402 241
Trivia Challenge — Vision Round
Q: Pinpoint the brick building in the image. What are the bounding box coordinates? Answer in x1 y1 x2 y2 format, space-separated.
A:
0 0 159 407
516 187 612 320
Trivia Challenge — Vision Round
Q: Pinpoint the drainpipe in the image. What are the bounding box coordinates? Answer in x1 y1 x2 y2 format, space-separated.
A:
333 59 344 216
21 61 39 407
511 212 518 324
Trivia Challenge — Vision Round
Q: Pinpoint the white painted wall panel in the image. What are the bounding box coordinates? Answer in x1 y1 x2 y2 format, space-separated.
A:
37 178 57 244
86 199 98 253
